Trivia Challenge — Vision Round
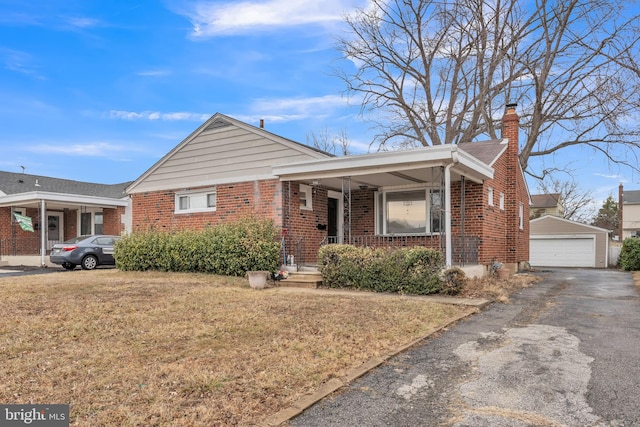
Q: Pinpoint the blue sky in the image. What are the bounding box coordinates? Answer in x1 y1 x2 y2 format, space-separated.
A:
0 0 634 210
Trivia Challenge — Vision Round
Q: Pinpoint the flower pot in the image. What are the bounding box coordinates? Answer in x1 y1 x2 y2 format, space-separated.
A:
497 267 510 280
247 271 269 289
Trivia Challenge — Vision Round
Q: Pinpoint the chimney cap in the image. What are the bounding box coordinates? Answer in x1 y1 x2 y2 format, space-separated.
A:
506 102 518 109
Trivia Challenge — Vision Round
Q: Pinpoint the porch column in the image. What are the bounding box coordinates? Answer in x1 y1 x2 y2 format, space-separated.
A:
444 150 459 267
40 199 46 268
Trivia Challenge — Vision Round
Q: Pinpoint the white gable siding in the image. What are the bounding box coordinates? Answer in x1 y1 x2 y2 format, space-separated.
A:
129 118 327 194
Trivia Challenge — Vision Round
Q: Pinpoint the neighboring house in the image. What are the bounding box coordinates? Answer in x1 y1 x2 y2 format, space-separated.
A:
126 105 530 274
619 185 640 239
530 215 609 268
530 193 563 218
0 171 132 266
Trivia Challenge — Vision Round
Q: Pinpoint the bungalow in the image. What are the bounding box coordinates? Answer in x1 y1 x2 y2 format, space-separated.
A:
126 104 530 275
0 171 131 267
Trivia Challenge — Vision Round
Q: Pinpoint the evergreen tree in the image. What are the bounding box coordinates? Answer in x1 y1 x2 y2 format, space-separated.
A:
592 196 618 231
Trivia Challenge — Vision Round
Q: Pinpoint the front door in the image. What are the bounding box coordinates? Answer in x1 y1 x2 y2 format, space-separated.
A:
327 190 343 244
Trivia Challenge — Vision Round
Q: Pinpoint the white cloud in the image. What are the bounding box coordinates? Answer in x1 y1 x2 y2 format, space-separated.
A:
252 94 347 115
0 47 44 79
136 69 172 77
177 0 362 37
109 110 211 121
65 16 101 28
26 142 138 157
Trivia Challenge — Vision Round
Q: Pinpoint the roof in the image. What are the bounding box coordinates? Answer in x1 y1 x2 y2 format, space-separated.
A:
530 214 610 233
127 113 333 194
0 171 131 198
623 189 640 204
531 193 561 208
457 139 506 166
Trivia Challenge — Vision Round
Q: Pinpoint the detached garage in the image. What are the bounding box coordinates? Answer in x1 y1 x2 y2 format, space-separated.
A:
530 215 610 268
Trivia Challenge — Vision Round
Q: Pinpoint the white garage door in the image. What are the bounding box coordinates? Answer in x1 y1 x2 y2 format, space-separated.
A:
530 236 595 267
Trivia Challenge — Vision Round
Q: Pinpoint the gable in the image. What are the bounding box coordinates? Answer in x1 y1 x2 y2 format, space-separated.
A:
531 215 608 235
127 113 331 194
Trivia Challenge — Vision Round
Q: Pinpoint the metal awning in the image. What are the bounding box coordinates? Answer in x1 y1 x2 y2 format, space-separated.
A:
272 145 494 189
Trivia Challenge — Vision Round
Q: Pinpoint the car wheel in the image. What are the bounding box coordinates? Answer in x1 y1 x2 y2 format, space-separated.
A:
81 255 98 270
62 262 76 270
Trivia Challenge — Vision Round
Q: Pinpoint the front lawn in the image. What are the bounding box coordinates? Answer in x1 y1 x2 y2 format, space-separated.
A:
0 270 474 426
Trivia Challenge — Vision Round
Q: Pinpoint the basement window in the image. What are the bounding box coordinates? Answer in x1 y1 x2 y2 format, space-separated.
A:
175 188 217 214
375 187 443 235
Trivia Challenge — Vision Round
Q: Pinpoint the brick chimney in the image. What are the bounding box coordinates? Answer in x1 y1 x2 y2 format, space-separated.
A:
502 103 527 265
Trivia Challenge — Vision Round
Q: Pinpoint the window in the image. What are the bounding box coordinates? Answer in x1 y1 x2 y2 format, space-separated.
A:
175 188 217 214
81 212 92 235
80 211 103 235
299 184 312 211
519 202 524 229
12 208 26 217
95 212 103 235
376 187 442 235
499 193 505 210
488 187 494 206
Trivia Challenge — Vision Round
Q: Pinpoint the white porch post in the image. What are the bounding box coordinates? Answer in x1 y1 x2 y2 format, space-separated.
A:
40 199 46 267
444 149 459 267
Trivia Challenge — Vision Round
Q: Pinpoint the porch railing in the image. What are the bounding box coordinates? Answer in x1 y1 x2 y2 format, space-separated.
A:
0 237 62 256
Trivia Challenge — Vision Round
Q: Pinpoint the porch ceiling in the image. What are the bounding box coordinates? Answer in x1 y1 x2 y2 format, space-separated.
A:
272 145 494 190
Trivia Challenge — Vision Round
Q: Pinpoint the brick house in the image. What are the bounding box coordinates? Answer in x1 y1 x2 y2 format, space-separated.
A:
0 171 131 267
127 105 530 274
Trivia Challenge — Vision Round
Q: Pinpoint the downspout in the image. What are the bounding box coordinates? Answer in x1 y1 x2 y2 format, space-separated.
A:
445 148 459 267
40 199 46 268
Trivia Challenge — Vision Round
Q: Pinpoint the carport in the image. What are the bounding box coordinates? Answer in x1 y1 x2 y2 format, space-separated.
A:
530 215 610 268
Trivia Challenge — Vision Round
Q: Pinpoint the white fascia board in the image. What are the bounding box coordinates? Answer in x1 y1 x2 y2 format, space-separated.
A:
273 145 457 178
273 145 494 183
127 173 279 194
0 191 129 207
454 151 494 181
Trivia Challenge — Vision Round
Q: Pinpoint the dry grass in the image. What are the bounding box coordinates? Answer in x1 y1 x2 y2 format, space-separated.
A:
0 270 474 426
459 272 542 303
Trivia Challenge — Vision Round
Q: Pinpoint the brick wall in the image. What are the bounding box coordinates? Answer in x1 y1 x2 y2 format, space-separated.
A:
102 207 126 235
131 179 284 233
281 182 329 264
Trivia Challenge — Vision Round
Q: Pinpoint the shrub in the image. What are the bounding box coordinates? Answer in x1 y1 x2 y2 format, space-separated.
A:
440 267 467 295
619 238 640 271
318 245 445 295
114 217 281 276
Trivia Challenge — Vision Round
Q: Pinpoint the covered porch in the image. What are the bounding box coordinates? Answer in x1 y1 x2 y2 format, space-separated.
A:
273 144 498 271
0 193 129 267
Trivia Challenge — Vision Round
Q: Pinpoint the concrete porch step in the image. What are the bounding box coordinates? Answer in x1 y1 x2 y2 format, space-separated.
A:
279 270 323 288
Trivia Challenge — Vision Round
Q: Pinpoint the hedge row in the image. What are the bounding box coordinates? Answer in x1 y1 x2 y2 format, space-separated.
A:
317 244 458 295
114 217 281 276
620 237 640 271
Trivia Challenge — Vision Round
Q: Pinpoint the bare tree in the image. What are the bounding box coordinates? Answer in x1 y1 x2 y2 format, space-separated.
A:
337 0 640 177
537 178 595 223
306 128 352 155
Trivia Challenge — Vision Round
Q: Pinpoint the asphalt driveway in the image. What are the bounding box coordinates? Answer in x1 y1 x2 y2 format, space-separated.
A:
288 268 640 426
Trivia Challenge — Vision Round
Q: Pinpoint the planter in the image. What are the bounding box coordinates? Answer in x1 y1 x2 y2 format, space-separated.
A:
497 268 510 280
247 271 270 289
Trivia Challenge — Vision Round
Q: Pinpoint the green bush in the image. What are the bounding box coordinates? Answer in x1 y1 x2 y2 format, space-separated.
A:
114 217 281 276
317 244 446 295
619 238 640 271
